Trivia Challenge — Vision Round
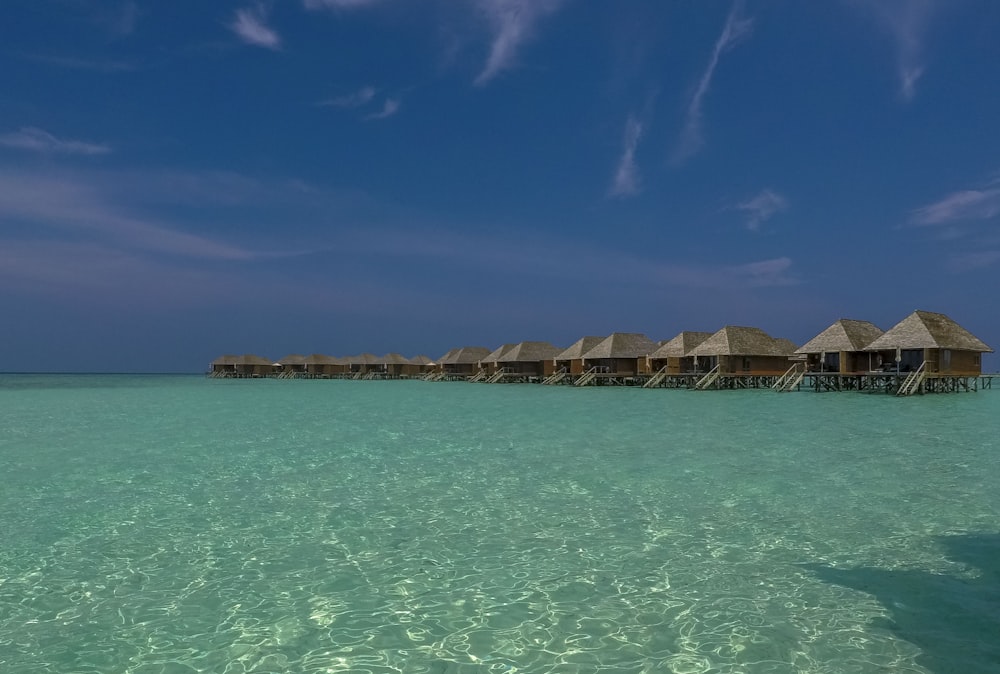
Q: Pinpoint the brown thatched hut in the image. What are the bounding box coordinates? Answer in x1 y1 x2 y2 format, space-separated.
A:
210 354 238 376
274 354 307 377
345 353 379 375
647 332 713 374
497 341 562 378
581 333 659 375
406 355 434 377
553 336 606 375
863 310 993 374
302 354 345 378
794 319 884 373
375 353 411 377
234 354 272 377
689 326 796 375
437 346 491 377
479 343 517 376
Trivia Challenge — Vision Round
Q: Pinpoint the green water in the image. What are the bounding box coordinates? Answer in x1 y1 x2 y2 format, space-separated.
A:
1 375 998 673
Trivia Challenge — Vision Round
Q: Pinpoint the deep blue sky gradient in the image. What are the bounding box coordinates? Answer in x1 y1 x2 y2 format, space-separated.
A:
2 0 998 372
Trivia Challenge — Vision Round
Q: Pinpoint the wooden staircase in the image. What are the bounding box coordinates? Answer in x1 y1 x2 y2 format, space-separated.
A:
574 366 600 387
693 364 721 390
643 366 669 389
896 361 929 396
772 363 805 392
542 368 567 385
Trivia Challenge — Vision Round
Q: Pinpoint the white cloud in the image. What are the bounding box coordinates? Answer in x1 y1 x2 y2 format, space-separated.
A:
320 86 377 108
672 0 753 164
474 0 565 86
851 0 935 101
231 4 282 50
303 0 384 9
609 115 643 198
911 180 1000 225
737 189 788 231
0 169 255 260
364 98 401 120
0 127 111 155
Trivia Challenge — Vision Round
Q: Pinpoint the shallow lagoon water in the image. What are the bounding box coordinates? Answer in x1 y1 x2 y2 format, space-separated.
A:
1 375 998 673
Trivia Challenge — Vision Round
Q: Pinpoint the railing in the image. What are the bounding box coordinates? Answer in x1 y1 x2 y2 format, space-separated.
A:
468 370 488 382
574 366 600 387
643 366 670 389
772 363 804 392
693 364 721 390
896 361 929 396
486 367 511 384
542 367 567 385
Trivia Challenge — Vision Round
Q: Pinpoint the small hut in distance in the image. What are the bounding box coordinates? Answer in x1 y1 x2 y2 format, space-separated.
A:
648 332 713 374
497 341 562 379
689 326 796 375
795 319 884 374
581 332 659 375
553 336 605 375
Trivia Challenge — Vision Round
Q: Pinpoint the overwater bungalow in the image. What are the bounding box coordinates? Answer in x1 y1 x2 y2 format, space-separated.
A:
209 354 238 377
436 346 491 379
407 355 434 377
302 354 344 378
647 332 713 374
863 310 993 375
794 320 884 374
234 354 273 378
689 326 797 382
581 333 659 376
344 353 379 377
478 343 517 379
274 354 307 378
552 336 605 375
374 353 411 378
494 341 562 381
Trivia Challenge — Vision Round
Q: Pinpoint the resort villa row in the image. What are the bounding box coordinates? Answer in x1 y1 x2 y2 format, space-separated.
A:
209 310 994 395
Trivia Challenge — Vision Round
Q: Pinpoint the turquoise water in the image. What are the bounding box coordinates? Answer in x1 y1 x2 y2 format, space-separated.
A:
1 375 998 674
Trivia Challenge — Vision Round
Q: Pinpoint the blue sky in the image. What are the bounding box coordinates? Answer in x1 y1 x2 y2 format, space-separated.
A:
2 0 999 372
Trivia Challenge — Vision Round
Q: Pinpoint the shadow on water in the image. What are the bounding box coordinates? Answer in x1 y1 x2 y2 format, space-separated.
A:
802 533 1000 674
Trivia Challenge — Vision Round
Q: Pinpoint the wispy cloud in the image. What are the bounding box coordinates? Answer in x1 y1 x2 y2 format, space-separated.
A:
609 115 643 198
911 179 1000 226
852 0 935 101
672 0 753 164
0 127 111 156
303 0 383 9
737 189 788 231
364 98 401 120
474 0 565 86
26 54 139 72
0 169 256 260
320 86 377 108
946 250 1000 272
231 3 282 50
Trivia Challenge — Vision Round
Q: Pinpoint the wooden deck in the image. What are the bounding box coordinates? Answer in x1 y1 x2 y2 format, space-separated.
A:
208 369 996 394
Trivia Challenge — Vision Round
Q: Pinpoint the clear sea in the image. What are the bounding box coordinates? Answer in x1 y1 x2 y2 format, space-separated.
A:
1 374 998 674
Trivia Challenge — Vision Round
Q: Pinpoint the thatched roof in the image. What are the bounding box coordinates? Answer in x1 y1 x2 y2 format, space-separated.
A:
864 310 993 352
438 346 491 364
345 353 378 365
211 354 238 366
498 341 562 363
649 332 713 359
275 354 306 365
795 319 883 355
302 353 342 365
376 353 410 365
554 336 606 361
689 326 796 357
409 355 434 366
582 333 659 359
480 343 517 364
235 354 272 366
